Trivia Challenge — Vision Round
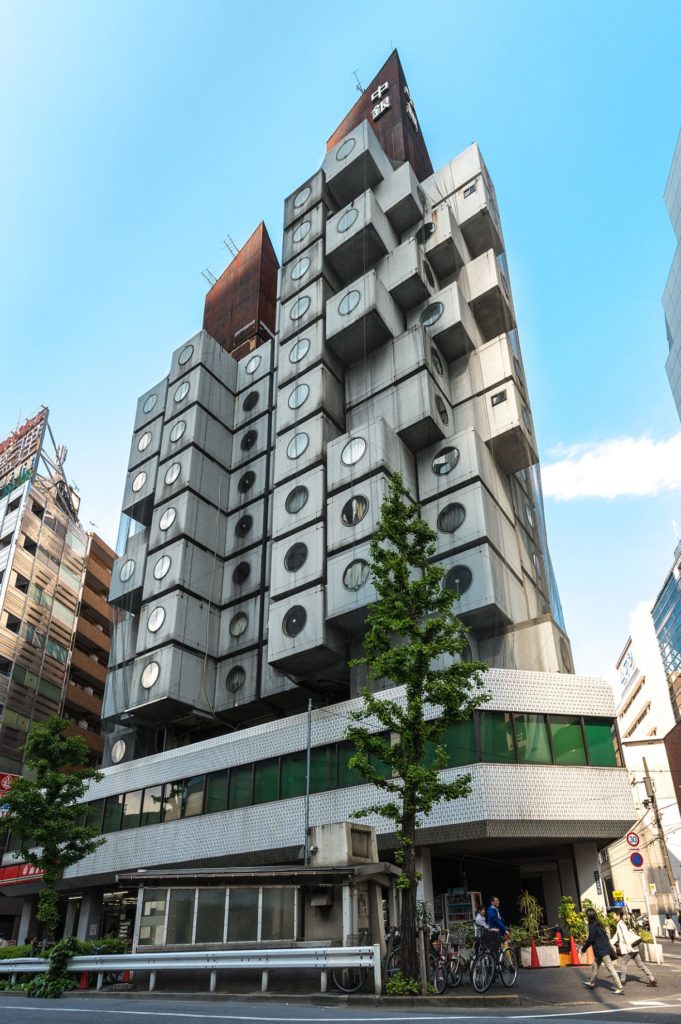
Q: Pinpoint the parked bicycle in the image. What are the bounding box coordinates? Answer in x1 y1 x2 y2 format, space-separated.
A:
468 932 517 993
331 929 371 993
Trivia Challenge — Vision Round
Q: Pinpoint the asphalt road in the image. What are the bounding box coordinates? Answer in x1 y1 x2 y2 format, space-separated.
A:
3 996 681 1024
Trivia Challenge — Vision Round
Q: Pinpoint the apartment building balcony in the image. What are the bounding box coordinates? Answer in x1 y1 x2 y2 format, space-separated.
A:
325 270 404 365
85 553 112 595
75 614 110 657
70 646 108 688
81 586 111 629
64 681 102 719
455 177 503 258
63 722 104 756
463 250 516 342
325 190 397 283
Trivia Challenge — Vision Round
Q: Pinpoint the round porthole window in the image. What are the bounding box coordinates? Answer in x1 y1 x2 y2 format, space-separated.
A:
420 301 444 328
435 395 449 425
241 429 258 451
290 295 311 321
132 471 147 493
235 514 253 538
341 437 367 466
164 463 181 486
291 256 311 281
178 344 194 366
341 495 369 526
245 353 261 375
119 559 135 582
285 485 309 514
232 561 251 586
111 739 126 764
138 430 152 452
338 207 359 233
444 566 473 595
338 290 360 316
143 394 157 414
431 348 444 376
336 137 356 161
288 383 310 410
243 391 259 412
284 542 308 572
226 665 246 692
174 381 190 403
141 661 160 690
293 184 312 209
424 260 436 288
432 446 460 476
154 555 171 580
343 559 370 591
522 405 533 433
169 420 186 443
287 432 309 459
159 507 176 531
437 503 466 533
283 605 307 637
230 612 249 638
147 606 166 633
289 337 310 364
532 552 543 576
525 503 535 529
415 222 436 244
292 220 311 244
238 471 256 493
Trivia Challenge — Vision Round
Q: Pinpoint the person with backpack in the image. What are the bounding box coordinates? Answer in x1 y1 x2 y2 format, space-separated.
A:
581 908 623 994
613 909 656 986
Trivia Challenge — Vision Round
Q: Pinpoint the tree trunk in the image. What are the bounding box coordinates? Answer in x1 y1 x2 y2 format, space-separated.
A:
400 809 418 980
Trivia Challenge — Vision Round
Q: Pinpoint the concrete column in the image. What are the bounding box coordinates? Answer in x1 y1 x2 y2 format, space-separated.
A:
573 841 603 909
63 898 80 937
76 890 102 941
416 846 434 914
541 870 563 926
18 895 38 944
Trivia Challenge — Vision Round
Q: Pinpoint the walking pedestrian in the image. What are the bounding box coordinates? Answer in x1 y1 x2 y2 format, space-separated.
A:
612 909 656 987
581 908 623 994
664 913 677 942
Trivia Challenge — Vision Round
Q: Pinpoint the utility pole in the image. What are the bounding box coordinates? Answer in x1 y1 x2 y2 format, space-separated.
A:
643 757 680 912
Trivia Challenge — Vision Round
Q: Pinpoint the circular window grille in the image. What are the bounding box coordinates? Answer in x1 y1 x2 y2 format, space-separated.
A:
435 395 449 425
141 662 160 689
147 606 166 633
241 429 258 451
341 437 367 466
235 514 253 538
343 559 370 591
341 495 369 526
154 555 171 580
431 349 444 376
290 296 311 321
284 542 308 572
169 420 186 443
132 471 146 493
287 432 309 459
532 552 543 577
289 337 310 364
111 740 126 764
525 503 535 529
226 666 246 692
285 485 309 514
243 391 259 412
138 431 152 452
288 383 310 410
229 612 249 638
338 290 361 316
178 344 194 366
238 471 256 493
293 185 312 209
283 605 307 637
432 447 460 476
338 207 359 233
415 222 436 244
119 559 135 582
424 260 436 288
245 354 261 375
232 561 251 586
420 302 444 328
437 503 466 534
291 256 311 281
336 137 356 161
143 394 157 414
164 463 181 486
444 566 473 595
159 507 176 531
522 405 533 433
174 381 190 403
292 220 311 244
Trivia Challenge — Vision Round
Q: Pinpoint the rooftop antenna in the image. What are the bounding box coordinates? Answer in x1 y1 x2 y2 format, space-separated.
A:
227 234 240 254
223 239 237 259
201 268 217 287
352 69 364 94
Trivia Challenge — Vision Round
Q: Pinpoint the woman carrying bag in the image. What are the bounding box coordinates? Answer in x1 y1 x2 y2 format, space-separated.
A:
613 909 657 986
581 908 624 994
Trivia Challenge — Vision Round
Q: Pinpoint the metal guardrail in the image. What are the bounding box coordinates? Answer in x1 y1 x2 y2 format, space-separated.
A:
0 944 382 994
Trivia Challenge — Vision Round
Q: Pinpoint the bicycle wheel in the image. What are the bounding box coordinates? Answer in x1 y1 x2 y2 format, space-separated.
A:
499 947 518 987
386 946 403 979
430 959 447 995
332 966 368 993
471 950 495 993
447 955 465 987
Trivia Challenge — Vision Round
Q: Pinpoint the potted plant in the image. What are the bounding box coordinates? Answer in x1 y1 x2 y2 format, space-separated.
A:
518 891 560 967
637 929 664 964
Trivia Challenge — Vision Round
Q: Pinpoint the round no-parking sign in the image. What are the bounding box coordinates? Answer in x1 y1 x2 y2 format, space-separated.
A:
626 831 640 848
630 851 644 869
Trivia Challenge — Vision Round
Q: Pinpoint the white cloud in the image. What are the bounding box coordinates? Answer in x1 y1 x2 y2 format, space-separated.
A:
542 431 681 500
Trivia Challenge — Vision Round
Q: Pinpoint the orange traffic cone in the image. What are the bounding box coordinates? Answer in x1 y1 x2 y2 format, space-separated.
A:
569 936 580 965
554 930 563 946
121 970 131 983
530 939 541 968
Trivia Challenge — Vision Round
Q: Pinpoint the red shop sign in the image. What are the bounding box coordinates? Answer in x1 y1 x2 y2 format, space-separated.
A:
0 863 44 887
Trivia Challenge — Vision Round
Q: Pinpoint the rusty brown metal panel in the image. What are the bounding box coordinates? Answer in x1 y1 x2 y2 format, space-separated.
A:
326 50 433 182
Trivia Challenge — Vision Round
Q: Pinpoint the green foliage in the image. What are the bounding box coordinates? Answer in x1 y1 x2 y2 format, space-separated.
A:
508 925 531 947
26 936 80 998
558 895 587 941
345 473 488 980
0 944 31 959
0 716 104 937
385 971 422 995
518 890 544 938
639 929 653 943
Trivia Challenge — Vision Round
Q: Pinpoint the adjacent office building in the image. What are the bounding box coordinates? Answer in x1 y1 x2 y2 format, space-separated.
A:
4 54 634 945
664 129 681 419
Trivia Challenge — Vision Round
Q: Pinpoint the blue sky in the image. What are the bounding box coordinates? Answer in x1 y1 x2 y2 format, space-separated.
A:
1 0 680 678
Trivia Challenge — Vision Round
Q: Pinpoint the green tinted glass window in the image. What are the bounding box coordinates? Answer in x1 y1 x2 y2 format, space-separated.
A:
481 711 516 763
310 746 333 793
280 750 307 799
195 889 226 944
85 800 104 831
514 714 552 764
442 719 477 766
122 790 142 829
166 889 194 944
337 741 364 788
182 775 205 817
205 770 229 814
228 764 253 808
141 786 163 826
227 888 259 941
549 716 587 765
584 718 618 767
102 794 124 833
253 759 279 804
